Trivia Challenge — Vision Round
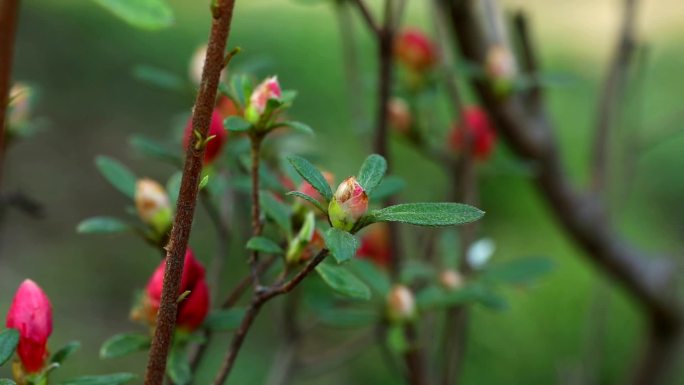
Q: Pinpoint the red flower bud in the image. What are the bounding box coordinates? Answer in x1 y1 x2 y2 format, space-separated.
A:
356 223 391 268
449 106 496 161
183 109 227 165
143 249 210 331
6 280 52 374
328 177 368 231
395 28 437 72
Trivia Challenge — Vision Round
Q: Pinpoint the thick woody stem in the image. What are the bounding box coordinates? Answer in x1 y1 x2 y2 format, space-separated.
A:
143 1 237 384
0 0 21 191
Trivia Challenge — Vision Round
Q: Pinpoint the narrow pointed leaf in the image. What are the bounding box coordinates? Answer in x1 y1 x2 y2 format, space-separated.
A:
368 203 484 227
246 236 283 255
51 341 81 365
260 191 291 236
323 227 359 264
276 121 314 136
92 0 173 30
100 333 150 359
203 308 246 332
76 217 130 234
287 155 332 201
224 116 252 132
95 156 137 199
60 373 136 385
357 154 387 194
286 191 326 213
483 257 554 285
316 263 371 300
0 329 19 366
167 344 191 385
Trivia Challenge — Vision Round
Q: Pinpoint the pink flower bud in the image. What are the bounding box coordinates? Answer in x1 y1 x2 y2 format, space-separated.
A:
6 280 52 374
386 285 416 322
142 248 210 331
135 179 172 233
183 109 227 165
387 98 412 135
328 177 368 231
248 76 282 118
395 28 437 72
449 106 496 161
356 223 391 268
439 270 464 290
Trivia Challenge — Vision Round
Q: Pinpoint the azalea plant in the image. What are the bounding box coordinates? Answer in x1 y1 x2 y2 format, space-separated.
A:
12 0 673 384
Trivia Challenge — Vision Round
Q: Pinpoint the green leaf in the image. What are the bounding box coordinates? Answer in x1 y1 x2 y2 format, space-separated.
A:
76 217 129 234
167 344 190 385
415 286 477 310
369 175 405 201
315 263 371 300
246 236 283 255
129 135 181 165
228 74 253 107
275 121 314 136
224 116 252 132
357 154 387 194
260 191 291 236
100 333 150 359
484 257 554 285
323 228 359 264
92 0 173 30
368 203 484 227
132 65 184 91
286 191 326 213
167 172 182 207
199 175 209 190
386 325 408 353
95 156 137 199
0 379 17 385
59 373 136 385
348 258 391 295
287 155 333 201
51 341 81 365
0 329 19 366
203 308 246 332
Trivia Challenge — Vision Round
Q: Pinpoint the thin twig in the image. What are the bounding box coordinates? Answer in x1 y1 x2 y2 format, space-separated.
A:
590 0 638 194
0 0 21 191
249 133 264 289
143 1 237 384
211 250 329 385
350 0 380 36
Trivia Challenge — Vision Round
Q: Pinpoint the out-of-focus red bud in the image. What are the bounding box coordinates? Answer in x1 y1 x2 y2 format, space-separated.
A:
387 98 412 135
439 269 464 290
395 29 437 72
356 223 391 268
6 280 52 374
328 177 368 231
298 171 334 202
216 95 240 119
142 249 210 331
386 285 416 322
246 76 282 122
183 109 227 165
449 106 496 161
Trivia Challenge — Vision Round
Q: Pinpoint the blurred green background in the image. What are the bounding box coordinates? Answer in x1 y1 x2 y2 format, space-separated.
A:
2 0 684 383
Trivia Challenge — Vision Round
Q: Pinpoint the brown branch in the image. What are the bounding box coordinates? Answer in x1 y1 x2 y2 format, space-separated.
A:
0 0 21 191
443 1 682 383
590 0 638 194
211 250 329 385
249 133 265 288
512 11 542 102
350 0 380 36
143 1 237 384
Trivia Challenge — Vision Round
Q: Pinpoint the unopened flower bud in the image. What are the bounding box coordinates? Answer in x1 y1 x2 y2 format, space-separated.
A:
439 269 464 290
356 223 391 267
183 109 227 165
245 76 282 123
6 280 52 374
485 44 516 96
8 83 32 134
328 177 368 231
135 179 172 234
395 29 437 72
449 106 496 161
189 45 225 86
139 249 210 331
387 98 412 135
386 285 416 322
